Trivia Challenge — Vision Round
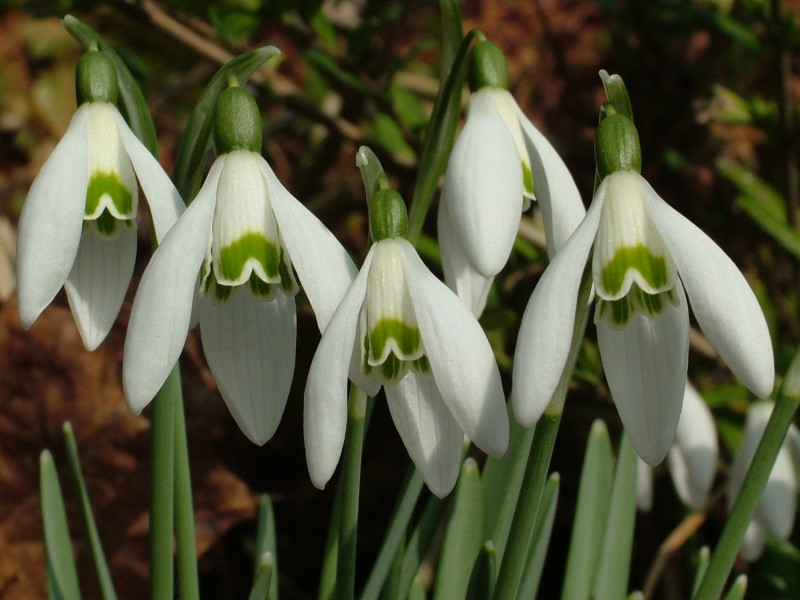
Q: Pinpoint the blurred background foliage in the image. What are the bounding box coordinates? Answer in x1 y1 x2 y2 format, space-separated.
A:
0 0 799 598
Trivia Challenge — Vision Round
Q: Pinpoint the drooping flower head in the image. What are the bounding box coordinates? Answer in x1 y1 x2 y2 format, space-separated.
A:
439 37 585 316
123 82 357 444
513 71 774 466
17 48 184 350
304 148 509 497
728 401 799 561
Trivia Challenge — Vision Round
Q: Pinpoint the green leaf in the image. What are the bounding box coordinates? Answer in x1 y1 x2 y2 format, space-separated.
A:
63 424 117 600
592 432 638 600
691 547 711 597
408 575 428 600
62 15 158 157
395 494 449 599
722 575 748 600
433 459 483 600
304 49 370 95
253 496 279 600
40 450 81 600
518 473 560 598
172 46 280 200
248 552 274 600
561 420 614 600
465 542 497 600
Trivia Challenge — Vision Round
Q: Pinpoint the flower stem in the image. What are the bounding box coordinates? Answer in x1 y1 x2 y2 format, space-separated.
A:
692 386 800 600
337 385 369 600
149 366 179 600
173 392 199 600
492 412 561 600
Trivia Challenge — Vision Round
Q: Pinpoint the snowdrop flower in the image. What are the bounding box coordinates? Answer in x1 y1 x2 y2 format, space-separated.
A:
513 73 773 466
439 39 585 316
17 50 183 350
637 382 718 511
305 176 509 497
123 85 357 444
728 401 799 561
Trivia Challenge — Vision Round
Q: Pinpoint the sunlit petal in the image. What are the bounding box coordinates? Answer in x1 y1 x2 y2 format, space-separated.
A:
199 291 296 445
401 241 508 457
65 224 137 350
514 104 585 257
596 281 689 466
645 183 774 397
115 111 184 241
304 248 374 490
444 89 523 278
123 157 224 413
438 194 492 317
512 192 604 426
17 105 90 328
262 160 358 333
385 371 464 498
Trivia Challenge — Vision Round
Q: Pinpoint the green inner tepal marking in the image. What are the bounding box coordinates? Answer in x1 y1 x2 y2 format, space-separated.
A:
367 318 421 364
597 286 676 327
219 232 280 283
85 172 133 218
601 244 669 296
522 161 534 197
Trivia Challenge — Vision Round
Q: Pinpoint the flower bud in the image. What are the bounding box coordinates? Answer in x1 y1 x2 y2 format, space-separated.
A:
468 40 509 92
369 188 408 241
213 86 262 154
595 111 641 179
76 50 119 105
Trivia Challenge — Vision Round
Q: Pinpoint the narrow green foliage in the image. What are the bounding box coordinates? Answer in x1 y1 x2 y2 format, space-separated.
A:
172 47 280 200
395 494 449 599
63 15 158 157
173 398 199 600
40 450 82 600
592 433 638 600
254 496 279 600
723 575 748 600
433 459 484 600
248 553 274 600
408 575 428 600
691 547 711 597
561 421 614 600
518 473 560 599
63 424 117 600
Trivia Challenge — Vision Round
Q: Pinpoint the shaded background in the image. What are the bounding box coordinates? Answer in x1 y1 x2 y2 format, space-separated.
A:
1 0 799 598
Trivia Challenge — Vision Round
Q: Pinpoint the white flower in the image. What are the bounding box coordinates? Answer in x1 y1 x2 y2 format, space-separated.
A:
637 382 718 511
439 87 585 316
17 101 184 350
123 149 357 444
513 169 774 465
304 236 509 497
728 401 799 561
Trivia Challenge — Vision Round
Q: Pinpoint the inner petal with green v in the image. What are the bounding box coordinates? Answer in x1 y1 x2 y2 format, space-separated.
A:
366 317 424 367
596 285 679 328
215 232 282 287
85 171 134 220
600 244 672 299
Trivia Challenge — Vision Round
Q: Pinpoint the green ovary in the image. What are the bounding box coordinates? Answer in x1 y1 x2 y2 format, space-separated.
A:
85 172 133 218
601 244 669 297
219 233 280 283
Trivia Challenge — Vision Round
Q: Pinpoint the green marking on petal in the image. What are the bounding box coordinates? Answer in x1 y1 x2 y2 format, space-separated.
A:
85 171 133 218
412 356 430 374
601 244 669 296
277 249 299 295
522 160 534 198
219 232 280 283
382 354 404 381
368 318 421 364
598 286 677 327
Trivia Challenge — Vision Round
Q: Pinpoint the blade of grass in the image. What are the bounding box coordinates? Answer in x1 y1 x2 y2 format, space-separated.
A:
518 473 560 599
248 552 275 600
254 496 279 600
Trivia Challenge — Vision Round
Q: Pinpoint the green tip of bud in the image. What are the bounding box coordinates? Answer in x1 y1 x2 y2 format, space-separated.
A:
468 40 509 91
76 50 118 105
213 86 262 154
369 188 408 241
595 112 641 179
599 69 634 122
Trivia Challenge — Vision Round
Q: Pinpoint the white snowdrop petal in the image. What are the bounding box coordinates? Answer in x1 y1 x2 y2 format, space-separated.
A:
401 241 508 457
65 224 137 351
17 105 90 329
385 371 464 498
596 281 690 466
199 291 296 445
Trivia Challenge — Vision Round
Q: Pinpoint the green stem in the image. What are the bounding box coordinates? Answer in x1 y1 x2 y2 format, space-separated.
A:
692 389 800 600
492 413 561 600
173 392 199 600
337 386 369 600
149 366 180 600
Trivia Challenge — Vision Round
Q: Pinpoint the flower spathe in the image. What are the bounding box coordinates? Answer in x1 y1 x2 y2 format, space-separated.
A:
728 401 799 561
123 149 357 444
17 101 184 350
513 169 774 465
304 236 509 497
439 87 586 316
